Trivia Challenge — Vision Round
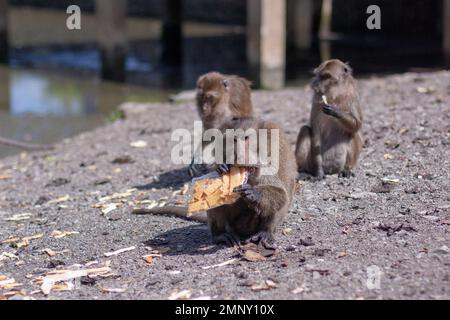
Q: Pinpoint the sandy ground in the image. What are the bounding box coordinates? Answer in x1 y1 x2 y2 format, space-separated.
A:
0 71 449 300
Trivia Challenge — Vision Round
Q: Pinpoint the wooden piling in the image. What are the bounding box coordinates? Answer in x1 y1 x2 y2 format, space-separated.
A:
287 0 313 50
95 0 128 82
0 0 9 63
161 0 183 66
247 0 286 89
444 0 450 60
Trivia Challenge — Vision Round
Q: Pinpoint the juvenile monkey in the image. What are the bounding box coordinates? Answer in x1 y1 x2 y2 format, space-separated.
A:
134 117 297 249
188 72 253 177
295 59 363 179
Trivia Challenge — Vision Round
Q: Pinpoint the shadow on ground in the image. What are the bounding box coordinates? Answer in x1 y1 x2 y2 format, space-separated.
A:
143 224 225 256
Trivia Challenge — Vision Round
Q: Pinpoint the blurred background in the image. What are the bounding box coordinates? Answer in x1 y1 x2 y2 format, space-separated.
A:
0 0 449 158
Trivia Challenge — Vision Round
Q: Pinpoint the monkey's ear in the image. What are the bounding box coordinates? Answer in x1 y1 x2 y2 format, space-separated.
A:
344 62 353 75
223 79 230 91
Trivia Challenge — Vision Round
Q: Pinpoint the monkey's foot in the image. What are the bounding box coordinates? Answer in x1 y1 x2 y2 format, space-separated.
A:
234 184 261 205
213 232 242 249
245 231 277 251
339 170 355 179
188 163 208 177
216 164 231 175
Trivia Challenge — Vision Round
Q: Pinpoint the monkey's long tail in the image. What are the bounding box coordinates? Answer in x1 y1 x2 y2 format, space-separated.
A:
132 206 207 223
0 136 54 151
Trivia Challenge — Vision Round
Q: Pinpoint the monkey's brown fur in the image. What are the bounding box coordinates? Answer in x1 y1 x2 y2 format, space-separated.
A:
295 59 363 179
208 117 297 248
189 72 253 177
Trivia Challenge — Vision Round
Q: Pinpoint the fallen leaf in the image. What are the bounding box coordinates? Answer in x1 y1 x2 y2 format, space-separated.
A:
47 195 70 205
130 140 148 148
50 230 79 239
337 251 348 258
143 256 154 265
0 252 19 261
201 258 237 270
416 86 435 94
37 265 112 295
0 175 12 180
3 213 33 222
242 250 267 262
441 220 450 226
168 290 192 300
172 183 189 196
42 248 56 257
291 287 305 294
251 280 277 291
102 288 126 293
104 246 136 257
282 228 292 235
0 277 22 290
101 203 118 215
384 153 394 160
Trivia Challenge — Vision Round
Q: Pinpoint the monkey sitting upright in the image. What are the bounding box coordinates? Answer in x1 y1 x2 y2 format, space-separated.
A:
295 59 363 179
188 72 253 177
208 117 297 249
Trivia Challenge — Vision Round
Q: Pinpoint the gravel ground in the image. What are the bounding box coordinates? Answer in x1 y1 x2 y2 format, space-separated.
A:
0 71 449 300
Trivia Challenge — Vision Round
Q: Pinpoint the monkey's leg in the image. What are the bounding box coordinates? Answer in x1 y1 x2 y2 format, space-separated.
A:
311 128 325 180
295 125 314 175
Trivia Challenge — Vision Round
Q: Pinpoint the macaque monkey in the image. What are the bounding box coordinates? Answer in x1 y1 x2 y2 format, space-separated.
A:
134 117 297 250
188 72 253 177
209 117 297 249
295 59 363 179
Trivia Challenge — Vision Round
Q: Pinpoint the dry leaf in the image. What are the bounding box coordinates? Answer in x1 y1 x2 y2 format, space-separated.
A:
38 265 112 295
50 230 79 239
251 280 277 291
282 228 292 235
102 288 126 293
48 195 70 204
168 290 192 300
383 154 394 160
291 287 305 294
0 252 19 261
101 203 118 215
201 258 237 270
242 250 267 262
104 246 136 257
4 213 33 222
0 278 22 290
42 248 56 257
337 251 348 258
143 256 154 265
130 140 147 148
441 220 450 226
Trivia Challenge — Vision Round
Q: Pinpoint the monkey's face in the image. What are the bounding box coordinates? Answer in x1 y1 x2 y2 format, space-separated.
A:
196 73 230 122
311 59 353 94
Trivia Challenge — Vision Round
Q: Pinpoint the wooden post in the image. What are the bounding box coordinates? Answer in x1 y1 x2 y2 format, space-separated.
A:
96 0 128 82
0 66 9 112
0 0 8 63
287 0 313 50
247 0 286 89
161 0 183 66
319 0 333 61
444 0 450 60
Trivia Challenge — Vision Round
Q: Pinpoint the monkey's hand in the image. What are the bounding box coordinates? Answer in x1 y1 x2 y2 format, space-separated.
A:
322 105 342 118
216 164 231 175
234 184 262 211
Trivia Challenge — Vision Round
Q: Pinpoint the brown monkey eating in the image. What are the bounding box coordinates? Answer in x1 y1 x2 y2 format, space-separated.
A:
188 72 253 177
134 117 297 250
295 59 363 179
